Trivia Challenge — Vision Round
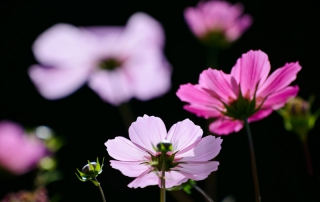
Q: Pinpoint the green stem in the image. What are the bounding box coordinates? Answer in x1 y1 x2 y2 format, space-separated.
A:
95 177 107 202
160 153 166 202
194 184 214 202
118 102 135 129
244 119 261 202
302 138 313 175
206 47 219 69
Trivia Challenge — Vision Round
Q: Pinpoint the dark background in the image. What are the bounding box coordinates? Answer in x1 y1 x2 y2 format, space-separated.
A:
0 0 319 201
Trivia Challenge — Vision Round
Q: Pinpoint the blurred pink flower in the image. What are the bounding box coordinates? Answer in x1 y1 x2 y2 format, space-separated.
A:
105 115 222 188
184 0 252 43
29 12 171 105
0 121 47 175
177 50 301 135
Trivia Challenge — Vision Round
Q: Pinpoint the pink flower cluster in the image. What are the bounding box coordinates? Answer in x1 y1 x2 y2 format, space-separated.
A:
29 12 171 106
0 121 47 175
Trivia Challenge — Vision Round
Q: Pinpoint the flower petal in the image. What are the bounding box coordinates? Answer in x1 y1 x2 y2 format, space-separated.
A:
231 50 270 98
110 161 149 177
88 69 133 106
183 104 221 119
177 83 222 107
126 50 172 101
105 137 148 161
128 169 158 188
257 62 301 97
178 161 219 180
262 86 299 110
166 119 202 154
29 64 90 100
248 108 273 122
209 118 243 135
184 7 207 37
162 171 188 188
199 69 238 102
33 23 95 67
128 115 167 153
178 136 222 161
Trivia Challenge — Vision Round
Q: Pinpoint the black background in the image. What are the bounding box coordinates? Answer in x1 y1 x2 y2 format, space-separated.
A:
0 0 319 202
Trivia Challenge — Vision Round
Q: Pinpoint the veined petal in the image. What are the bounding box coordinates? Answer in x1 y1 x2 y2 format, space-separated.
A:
209 118 243 135
199 69 238 102
257 62 301 97
105 137 148 161
88 69 133 106
262 86 299 110
161 171 188 188
248 108 273 122
166 119 202 154
178 161 219 180
178 136 222 161
184 104 222 119
231 50 270 98
110 161 149 177
28 64 90 100
129 115 167 153
128 169 158 188
33 23 95 67
176 83 222 106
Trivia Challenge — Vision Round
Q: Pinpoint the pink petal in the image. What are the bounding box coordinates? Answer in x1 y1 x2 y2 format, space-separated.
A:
105 137 148 161
29 64 91 100
184 7 207 37
178 136 222 161
262 85 299 110
126 50 172 101
257 62 301 97
0 121 46 175
110 161 149 177
231 50 270 99
183 104 221 119
128 169 158 188
128 115 167 153
161 171 188 188
178 161 219 180
176 83 222 107
88 69 133 106
166 119 202 154
209 118 243 135
199 69 238 103
33 23 95 67
248 108 273 122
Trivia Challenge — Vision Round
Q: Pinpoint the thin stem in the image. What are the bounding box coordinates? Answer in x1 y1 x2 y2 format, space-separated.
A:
95 177 106 202
206 47 219 69
118 102 135 129
244 119 261 202
302 139 313 175
160 152 166 202
194 184 214 202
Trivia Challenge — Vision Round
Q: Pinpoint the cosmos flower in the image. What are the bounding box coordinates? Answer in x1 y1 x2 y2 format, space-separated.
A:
0 121 47 175
105 115 222 188
177 50 301 135
184 0 252 45
29 12 171 105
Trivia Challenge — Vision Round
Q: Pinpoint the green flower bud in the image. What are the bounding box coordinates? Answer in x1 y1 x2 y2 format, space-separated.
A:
75 158 104 186
156 140 173 152
278 96 320 141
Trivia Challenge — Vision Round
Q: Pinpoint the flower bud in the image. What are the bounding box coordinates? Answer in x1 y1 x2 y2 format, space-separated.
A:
156 140 172 152
75 158 104 186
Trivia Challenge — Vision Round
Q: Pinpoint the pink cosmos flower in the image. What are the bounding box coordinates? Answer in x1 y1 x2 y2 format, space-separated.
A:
0 121 47 175
177 50 301 135
184 0 252 43
105 115 222 188
29 12 171 105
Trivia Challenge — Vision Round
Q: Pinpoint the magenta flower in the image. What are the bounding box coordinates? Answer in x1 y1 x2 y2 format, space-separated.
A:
0 121 47 175
29 12 171 105
105 115 222 188
184 0 252 44
177 50 301 135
